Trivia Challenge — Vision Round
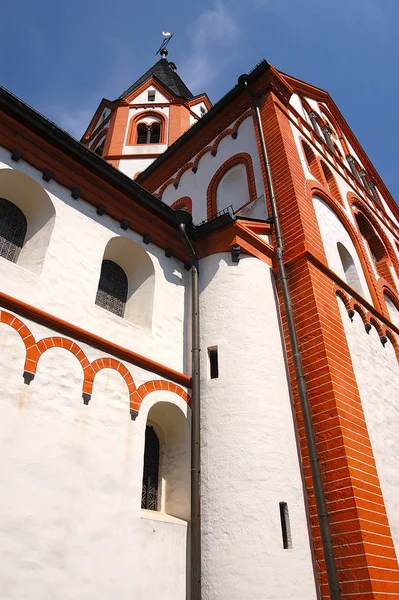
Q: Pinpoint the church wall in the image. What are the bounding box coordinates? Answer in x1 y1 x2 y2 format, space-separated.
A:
198 252 318 600
312 195 373 304
0 310 190 600
159 115 264 224
337 298 399 558
0 149 188 375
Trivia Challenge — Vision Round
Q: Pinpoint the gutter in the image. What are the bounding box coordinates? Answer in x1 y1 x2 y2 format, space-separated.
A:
0 86 178 229
238 75 341 600
175 210 201 600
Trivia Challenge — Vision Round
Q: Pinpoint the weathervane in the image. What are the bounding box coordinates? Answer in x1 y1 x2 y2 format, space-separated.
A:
156 31 174 56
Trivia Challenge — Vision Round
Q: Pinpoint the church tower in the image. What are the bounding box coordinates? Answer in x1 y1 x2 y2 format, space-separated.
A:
81 49 211 180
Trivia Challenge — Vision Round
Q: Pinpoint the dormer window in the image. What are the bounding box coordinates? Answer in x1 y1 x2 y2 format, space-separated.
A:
200 106 206 117
147 90 155 102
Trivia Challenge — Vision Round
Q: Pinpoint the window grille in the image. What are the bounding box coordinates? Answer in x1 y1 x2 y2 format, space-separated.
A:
0 198 27 263
141 426 160 511
95 259 128 317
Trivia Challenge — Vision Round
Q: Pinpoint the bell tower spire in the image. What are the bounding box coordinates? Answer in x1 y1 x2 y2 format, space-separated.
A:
81 36 211 179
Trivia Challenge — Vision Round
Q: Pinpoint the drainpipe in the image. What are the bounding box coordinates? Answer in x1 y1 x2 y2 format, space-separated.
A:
175 210 201 600
238 75 341 600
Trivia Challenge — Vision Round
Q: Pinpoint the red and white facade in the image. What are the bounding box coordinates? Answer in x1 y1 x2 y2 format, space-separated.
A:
0 55 399 600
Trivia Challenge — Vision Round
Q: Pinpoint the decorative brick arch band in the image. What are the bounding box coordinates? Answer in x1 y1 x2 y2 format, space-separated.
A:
129 379 191 419
171 196 193 214
206 152 257 219
154 110 255 200
0 310 190 418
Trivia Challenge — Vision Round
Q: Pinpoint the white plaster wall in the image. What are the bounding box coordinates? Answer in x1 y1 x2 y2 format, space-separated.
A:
160 116 265 224
190 102 207 118
118 157 158 179
131 86 169 105
199 253 317 600
337 298 399 556
313 195 373 304
0 150 188 374
0 313 190 600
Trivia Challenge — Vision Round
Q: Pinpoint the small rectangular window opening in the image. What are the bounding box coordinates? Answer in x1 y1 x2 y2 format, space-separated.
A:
208 346 219 379
279 502 292 549
148 90 156 102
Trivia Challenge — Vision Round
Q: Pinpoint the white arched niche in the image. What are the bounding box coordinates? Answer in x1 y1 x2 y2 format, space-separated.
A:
216 163 249 213
384 294 399 329
312 195 372 304
97 235 155 330
337 242 364 296
142 399 190 521
0 167 55 274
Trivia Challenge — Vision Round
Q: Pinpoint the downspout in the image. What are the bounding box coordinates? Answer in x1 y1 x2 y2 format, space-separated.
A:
238 75 341 600
175 210 201 600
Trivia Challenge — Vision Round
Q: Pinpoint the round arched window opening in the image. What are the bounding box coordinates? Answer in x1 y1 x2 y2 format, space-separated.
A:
95 259 128 318
0 197 27 263
94 140 105 157
141 425 160 511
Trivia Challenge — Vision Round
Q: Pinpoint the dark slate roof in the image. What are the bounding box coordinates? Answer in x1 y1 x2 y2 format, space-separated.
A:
118 58 193 100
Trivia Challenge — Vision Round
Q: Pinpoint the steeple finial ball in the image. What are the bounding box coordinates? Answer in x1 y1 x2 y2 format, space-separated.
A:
160 48 168 58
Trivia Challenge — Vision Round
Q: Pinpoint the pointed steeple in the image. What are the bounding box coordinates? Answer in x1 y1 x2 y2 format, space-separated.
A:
81 52 211 179
118 55 193 102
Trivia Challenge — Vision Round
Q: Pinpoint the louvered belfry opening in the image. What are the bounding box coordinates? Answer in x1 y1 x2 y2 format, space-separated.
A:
141 426 160 511
137 123 148 144
150 123 161 144
95 259 128 317
0 197 27 263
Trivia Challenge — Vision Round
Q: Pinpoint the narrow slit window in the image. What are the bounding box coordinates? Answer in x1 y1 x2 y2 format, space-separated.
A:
279 502 292 549
208 346 219 379
141 426 160 511
147 90 155 102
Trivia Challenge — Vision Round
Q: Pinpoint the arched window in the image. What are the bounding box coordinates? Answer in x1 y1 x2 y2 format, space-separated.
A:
141 425 160 511
94 140 105 157
384 293 399 329
321 161 342 204
95 259 128 317
302 140 322 181
0 198 27 263
355 211 396 289
150 122 161 144
337 242 364 295
137 123 148 144
136 121 161 144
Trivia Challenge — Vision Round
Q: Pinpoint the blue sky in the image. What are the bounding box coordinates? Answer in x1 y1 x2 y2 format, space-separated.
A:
1 0 398 200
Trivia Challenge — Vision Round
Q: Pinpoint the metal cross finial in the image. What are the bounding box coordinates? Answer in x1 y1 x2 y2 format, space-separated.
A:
156 31 174 56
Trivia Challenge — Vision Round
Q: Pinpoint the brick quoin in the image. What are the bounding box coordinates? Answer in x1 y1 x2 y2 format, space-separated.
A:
261 89 399 598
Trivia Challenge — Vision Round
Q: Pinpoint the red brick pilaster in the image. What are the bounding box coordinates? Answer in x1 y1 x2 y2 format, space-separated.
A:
260 89 399 598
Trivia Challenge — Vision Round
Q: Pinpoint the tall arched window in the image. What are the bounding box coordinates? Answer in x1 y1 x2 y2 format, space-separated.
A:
355 212 396 288
141 425 160 511
94 140 105 157
384 293 399 329
302 140 322 181
0 198 27 263
321 162 342 204
95 259 128 317
337 242 364 295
